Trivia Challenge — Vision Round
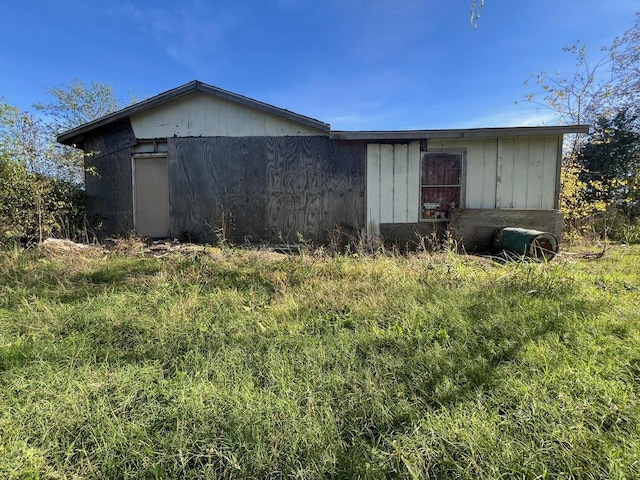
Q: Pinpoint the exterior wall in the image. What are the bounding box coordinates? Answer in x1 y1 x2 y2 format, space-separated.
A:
366 142 421 233
83 113 363 243
366 136 562 240
427 136 560 210
427 138 498 209
166 137 365 244
83 119 137 235
130 91 327 138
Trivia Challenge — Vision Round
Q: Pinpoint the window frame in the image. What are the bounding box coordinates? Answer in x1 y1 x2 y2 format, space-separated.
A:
419 149 466 222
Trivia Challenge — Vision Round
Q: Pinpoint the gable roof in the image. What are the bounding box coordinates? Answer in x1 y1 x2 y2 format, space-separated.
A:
57 79 590 148
57 80 331 147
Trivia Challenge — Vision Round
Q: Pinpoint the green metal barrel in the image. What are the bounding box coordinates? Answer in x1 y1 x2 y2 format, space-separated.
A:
493 227 559 261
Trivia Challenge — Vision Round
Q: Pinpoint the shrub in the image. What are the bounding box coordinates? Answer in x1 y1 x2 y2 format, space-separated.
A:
0 153 86 245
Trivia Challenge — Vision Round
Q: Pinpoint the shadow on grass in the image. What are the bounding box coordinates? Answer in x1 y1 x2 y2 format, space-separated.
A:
0 252 610 478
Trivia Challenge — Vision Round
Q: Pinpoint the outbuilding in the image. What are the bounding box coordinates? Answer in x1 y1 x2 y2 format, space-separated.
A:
57 81 588 250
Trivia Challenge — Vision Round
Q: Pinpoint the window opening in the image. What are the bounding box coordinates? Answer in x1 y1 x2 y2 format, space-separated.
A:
132 140 168 154
420 152 462 221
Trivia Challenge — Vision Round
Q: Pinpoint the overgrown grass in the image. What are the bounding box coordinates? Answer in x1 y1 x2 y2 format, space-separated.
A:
1 245 639 478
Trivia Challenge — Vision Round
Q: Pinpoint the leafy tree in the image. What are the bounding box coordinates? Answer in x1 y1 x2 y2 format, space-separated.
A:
526 13 640 235
0 145 86 244
610 15 640 120
559 157 607 235
34 79 123 184
526 14 640 149
0 101 55 176
35 78 121 133
578 110 640 218
0 80 126 244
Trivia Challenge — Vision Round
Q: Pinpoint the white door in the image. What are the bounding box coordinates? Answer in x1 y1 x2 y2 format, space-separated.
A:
133 155 169 238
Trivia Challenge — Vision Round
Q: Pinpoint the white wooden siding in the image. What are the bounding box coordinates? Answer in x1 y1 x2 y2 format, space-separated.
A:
367 136 560 232
130 91 327 138
496 136 558 209
366 142 420 233
366 145 381 233
427 138 498 209
430 136 559 210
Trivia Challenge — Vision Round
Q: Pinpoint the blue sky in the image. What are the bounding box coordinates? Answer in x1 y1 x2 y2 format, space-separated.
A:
1 0 637 131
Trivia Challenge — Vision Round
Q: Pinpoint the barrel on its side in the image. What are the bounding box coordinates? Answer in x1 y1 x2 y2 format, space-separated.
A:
493 227 559 261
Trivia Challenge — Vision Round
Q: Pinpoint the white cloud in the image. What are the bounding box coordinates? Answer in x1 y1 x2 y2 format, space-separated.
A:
107 1 241 71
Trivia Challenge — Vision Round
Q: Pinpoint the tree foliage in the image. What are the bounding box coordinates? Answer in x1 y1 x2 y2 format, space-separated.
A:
527 13 640 237
0 79 123 244
35 78 121 134
578 110 640 219
0 149 86 244
527 14 640 131
33 78 123 184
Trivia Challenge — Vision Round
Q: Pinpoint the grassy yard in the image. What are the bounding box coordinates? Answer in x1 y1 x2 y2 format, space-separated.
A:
0 243 639 479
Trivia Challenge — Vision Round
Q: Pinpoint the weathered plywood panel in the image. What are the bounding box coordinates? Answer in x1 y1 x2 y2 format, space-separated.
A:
168 138 223 240
169 137 269 242
84 149 134 235
168 137 364 243
83 118 137 154
131 91 327 138
324 140 366 235
83 119 137 236
266 137 321 241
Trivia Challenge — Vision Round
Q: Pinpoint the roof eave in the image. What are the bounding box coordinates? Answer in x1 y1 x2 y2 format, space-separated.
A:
330 125 590 141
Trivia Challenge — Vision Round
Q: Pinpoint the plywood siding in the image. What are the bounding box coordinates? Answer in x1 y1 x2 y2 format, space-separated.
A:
131 91 327 138
167 137 364 243
83 120 137 235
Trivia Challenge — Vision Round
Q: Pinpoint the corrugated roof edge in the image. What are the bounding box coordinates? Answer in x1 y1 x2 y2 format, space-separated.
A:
57 80 331 147
329 125 590 141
